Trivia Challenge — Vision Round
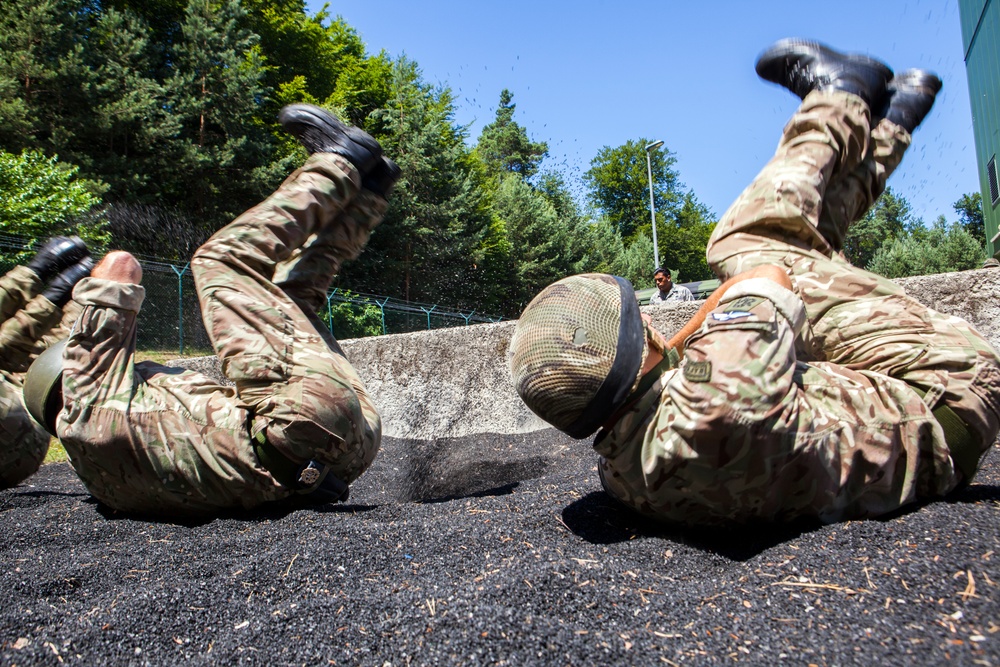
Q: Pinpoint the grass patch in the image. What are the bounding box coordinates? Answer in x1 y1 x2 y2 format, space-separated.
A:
44 438 67 464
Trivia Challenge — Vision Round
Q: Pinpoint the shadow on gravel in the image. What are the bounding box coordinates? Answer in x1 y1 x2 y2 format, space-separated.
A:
388 434 552 503
8 488 89 500
417 481 520 504
561 491 821 561
0 488 90 514
93 495 379 526
946 483 1000 503
403 457 547 503
842 483 1000 524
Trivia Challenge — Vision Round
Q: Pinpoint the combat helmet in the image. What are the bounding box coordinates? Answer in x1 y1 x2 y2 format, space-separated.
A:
22 339 67 436
509 273 646 439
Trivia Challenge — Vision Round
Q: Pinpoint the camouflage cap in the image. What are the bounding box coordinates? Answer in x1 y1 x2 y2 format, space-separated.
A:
509 273 646 439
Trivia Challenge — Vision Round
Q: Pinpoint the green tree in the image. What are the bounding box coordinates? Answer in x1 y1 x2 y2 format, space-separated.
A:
476 89 548 180
162 0 275 229
843 187 913 268
577 220 627 276
614 232 655 288
78 8 173 199
0 150 107 257
488 173 584 311
584 139 681 241
0 0 92 154
317 292 383 339
643 190 715 281
953 192 985 243
337 60 491 308
867 216 984 278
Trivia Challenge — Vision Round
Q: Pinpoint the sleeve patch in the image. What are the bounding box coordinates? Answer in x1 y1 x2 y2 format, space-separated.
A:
683 360 712 382
724 295 765 312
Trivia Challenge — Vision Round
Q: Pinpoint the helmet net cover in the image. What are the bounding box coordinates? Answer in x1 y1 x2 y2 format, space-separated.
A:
509 273 645 439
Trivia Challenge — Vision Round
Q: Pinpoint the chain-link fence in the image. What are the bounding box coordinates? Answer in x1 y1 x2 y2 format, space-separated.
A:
1 234 503 355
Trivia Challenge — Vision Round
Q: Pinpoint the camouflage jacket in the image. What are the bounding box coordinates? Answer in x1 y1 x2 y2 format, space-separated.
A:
57 278 287 516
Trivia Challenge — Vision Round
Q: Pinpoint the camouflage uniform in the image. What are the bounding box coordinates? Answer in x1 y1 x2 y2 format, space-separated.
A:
649 283 695 305
57 154 384 516
598 90 1000 524
0 266 80 488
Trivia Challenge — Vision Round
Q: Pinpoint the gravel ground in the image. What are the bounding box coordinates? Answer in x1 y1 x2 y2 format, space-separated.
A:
1 431 998 666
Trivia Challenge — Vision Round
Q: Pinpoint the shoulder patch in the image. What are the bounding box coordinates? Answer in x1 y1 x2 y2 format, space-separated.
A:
712 310 752 322
724 295 765 312
683 360 712 382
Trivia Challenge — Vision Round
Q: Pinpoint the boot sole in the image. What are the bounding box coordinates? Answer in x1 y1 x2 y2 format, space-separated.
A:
278 104 382 170
755 38 892 93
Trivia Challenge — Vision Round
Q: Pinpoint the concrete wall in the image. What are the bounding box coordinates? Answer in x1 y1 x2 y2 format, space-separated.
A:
170 267 1000 440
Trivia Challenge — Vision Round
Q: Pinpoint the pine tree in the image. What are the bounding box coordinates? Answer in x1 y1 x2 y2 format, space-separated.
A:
163 0 275 230
476 89 548 180
337 60 490 308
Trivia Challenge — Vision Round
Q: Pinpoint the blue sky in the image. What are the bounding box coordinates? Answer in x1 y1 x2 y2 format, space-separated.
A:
310 0 976 225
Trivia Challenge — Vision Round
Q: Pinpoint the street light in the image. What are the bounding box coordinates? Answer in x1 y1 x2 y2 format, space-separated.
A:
645 140 664 269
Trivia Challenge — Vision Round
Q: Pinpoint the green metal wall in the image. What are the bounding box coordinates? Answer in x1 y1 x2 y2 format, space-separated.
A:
960 0 1000 256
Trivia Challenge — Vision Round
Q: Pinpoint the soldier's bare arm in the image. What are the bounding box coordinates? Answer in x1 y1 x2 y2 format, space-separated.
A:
666 264 791 354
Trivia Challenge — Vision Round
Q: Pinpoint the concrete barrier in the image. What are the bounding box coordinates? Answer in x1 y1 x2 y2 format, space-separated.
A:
169 267 1000 440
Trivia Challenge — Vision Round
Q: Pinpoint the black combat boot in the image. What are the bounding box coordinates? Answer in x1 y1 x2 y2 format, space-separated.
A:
278 104 382 174
26 236 89 283
362 157 402 198
882 69 942 134
755 38 893 109
42 257 94 307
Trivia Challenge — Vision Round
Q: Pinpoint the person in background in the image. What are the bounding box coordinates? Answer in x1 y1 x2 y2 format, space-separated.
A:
648 267 694 304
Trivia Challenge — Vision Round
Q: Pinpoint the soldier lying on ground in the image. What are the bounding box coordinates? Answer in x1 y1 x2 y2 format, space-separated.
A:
1 237 92 488
24 106 398 517
510 39 1000 524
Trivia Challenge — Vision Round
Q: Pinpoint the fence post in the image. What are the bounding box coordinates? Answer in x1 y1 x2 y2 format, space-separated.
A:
171 263 190 355
459 310 476 326
325 288 340 337
419 304 437 330
375 297 389 335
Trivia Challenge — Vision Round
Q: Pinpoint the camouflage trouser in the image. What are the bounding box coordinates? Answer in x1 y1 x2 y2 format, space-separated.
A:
599 91 1000 523
0 266 64 488
192 153 385 487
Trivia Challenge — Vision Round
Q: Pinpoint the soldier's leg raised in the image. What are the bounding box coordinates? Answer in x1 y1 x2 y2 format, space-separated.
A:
192 109 388 488
272 158 399 346
709 53 1000 484
812 72 999 482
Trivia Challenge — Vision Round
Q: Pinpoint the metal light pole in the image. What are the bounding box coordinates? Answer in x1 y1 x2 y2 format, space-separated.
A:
645 140 664 269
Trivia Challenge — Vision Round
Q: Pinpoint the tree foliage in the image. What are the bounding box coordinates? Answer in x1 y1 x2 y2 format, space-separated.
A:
584 139 681 241
953 192 985 243
470 93 593 315
476 89 548 180
843 187 913 269
867 216 984 278
0 149 108 254
336 60 491 308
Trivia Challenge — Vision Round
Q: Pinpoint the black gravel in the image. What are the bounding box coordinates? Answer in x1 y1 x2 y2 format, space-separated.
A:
1 431 998 666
